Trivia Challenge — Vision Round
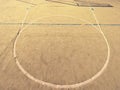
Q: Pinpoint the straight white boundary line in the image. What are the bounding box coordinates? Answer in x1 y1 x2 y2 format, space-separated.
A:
13 9 111 89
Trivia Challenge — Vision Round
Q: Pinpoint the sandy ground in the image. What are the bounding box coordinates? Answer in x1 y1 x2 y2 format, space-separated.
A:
0 0 120 90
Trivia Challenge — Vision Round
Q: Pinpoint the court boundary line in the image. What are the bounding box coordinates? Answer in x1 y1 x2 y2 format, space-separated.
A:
13 14 111 89
0 22 120 26
16 0 37 6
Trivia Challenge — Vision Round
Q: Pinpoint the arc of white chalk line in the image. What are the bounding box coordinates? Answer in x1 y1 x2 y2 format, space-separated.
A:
1 0 33 65
89 7 110 75
14 15 111 89
1 0 33 71
14 0 34 57
13 13 110 89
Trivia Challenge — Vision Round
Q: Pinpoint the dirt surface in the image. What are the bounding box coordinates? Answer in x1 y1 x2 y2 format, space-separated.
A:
0 0 120 90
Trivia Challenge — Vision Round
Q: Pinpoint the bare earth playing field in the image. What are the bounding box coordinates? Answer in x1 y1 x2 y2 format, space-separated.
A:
0 0 120 90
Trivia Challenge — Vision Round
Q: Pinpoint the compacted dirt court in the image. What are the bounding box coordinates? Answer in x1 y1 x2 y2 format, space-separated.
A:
0 0 120 90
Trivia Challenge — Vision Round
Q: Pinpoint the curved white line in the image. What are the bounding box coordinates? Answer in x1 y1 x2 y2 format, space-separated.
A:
13 15 110 89
89 7 110 79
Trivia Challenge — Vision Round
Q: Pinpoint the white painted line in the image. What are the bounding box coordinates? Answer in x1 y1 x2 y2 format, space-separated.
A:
13 14 111 89
89 7 111 80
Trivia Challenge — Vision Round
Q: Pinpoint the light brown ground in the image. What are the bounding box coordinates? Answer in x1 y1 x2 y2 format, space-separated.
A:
0 0 120 90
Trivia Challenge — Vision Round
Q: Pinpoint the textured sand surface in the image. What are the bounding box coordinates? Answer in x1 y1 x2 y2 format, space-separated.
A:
0 0 120 90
